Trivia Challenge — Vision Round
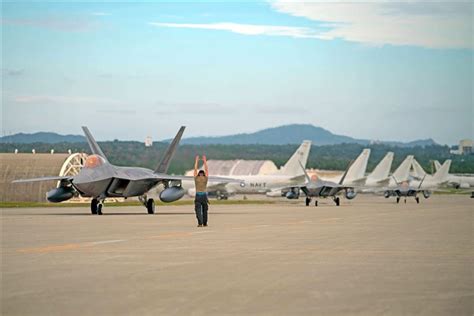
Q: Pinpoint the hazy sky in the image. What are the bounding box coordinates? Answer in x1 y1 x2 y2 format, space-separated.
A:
2 1 473 144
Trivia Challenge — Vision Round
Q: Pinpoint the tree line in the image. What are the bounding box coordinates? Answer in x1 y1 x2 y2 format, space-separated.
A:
1 141 473 174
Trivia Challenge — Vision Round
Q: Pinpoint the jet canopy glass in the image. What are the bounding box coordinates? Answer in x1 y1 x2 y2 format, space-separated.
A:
84 155 106 169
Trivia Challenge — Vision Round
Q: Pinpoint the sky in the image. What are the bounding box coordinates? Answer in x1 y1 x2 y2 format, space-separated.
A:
1 0 473 145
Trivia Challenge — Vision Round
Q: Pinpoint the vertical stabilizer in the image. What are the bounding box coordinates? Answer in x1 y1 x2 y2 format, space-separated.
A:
411 159 426 179
433 160 442 172
431 160 451 183
392 155 413 182
154 126 186 173
367 152 393 182
344 149 370 183
82 126 108 161
278 140 312 176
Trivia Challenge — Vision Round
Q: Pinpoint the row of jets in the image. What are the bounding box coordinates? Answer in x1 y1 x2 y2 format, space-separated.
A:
185 141 471 206
12 126 473 214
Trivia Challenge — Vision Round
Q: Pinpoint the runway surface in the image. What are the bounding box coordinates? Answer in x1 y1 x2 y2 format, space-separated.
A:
1 195 473 315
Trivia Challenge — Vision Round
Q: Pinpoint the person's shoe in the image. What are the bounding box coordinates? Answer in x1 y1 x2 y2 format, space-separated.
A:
203 224 208 227
197 224 203 227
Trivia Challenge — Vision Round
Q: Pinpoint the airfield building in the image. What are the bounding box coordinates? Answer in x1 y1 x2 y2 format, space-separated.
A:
185 159 278 176
0 152 87 202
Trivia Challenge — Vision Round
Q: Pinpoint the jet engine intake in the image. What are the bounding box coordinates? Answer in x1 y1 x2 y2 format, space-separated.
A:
47 186 75 203
285 188 300 199
422 190 432 199
345 188 357 200
160 186 185 203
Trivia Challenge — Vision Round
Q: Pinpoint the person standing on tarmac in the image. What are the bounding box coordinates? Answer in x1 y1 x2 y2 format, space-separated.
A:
194 155 209 227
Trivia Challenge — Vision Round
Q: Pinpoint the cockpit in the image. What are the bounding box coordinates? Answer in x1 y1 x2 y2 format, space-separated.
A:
84 155 106 169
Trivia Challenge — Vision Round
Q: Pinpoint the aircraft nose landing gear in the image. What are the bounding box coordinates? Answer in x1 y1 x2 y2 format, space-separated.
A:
305 197 311 206
333 197 340 206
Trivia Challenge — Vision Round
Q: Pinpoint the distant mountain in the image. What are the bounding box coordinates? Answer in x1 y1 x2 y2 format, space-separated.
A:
0 132 86 144
180 124 368 145
1 124 439 147
180 124 438 147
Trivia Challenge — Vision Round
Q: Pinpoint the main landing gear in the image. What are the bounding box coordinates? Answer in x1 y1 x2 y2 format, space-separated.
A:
139 195 155 214
305 196 340 207
91 198 103 215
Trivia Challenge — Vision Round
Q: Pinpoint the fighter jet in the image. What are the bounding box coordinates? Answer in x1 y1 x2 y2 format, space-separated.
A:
383 176 430 204
429 160 474 189
282 161 357 206
12 126 240 215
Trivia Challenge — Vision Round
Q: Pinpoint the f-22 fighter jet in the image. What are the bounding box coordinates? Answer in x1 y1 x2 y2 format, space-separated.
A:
13 126 240 215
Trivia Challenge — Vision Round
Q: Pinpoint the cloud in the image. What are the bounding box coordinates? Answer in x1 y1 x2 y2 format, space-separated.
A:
1 17 99 32
150 22 327 39
271 0 472 49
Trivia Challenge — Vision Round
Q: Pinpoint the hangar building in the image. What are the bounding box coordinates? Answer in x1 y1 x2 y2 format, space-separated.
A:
0 153 87 202
185 159 278 176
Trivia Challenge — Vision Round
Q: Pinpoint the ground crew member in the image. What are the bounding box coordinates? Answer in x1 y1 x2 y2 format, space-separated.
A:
194 155 209 227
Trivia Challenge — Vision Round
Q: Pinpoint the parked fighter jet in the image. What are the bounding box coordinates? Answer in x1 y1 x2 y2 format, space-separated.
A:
431 160 474 189
282 161 357 206
383 176 431 204
13 126 240 215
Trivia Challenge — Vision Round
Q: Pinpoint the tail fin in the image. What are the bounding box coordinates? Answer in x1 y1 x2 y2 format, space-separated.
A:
344 148 370 182
278 140 311 176
339 160 355 185
431 160 451 183
368 152 393 182
411 159 426 179
298 160 311 183
392 155 413 182
433 160 442 172
154 126 185 173
81 126 108 161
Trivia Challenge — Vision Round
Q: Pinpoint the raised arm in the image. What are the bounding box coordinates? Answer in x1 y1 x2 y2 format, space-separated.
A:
203 155 209 176
194 155 200 177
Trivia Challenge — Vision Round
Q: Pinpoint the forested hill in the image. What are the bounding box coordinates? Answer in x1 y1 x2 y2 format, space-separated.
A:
0 132 86 143
2 124 437 147
176 124 437 146
1 141 472 174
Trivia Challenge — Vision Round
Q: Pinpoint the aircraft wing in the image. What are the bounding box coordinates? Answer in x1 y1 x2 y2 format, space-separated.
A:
12 176 72 183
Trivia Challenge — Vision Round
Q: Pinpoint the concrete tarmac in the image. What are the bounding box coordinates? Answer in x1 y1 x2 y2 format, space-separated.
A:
1 195 473 315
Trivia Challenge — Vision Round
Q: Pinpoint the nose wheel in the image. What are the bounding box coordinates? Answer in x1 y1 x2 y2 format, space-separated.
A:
305 197 311 206
333 197 340 206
